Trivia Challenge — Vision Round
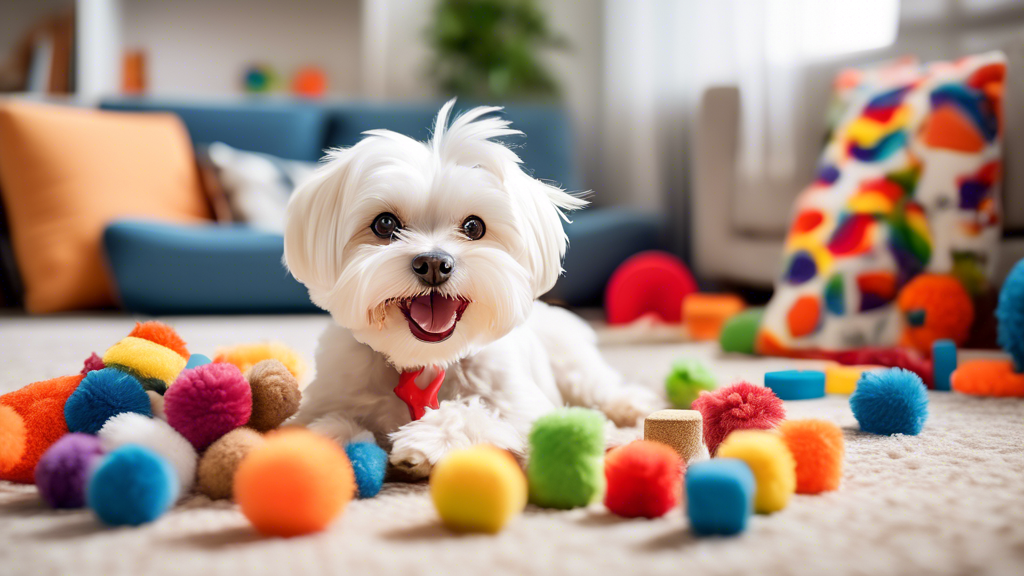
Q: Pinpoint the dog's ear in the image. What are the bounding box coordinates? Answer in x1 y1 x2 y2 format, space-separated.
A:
283 151 352 307
510 171 588 297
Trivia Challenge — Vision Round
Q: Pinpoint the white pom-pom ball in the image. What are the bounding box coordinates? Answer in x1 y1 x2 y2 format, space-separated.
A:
98 412 198 495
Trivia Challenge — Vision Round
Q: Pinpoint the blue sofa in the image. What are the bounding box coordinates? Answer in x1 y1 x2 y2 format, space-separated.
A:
100 98 664 313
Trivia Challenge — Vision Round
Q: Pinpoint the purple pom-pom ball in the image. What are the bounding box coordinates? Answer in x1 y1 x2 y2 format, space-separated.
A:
164 363 252 451
34 433 105 509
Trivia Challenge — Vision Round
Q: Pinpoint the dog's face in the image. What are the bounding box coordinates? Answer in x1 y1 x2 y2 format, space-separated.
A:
284 102 585 370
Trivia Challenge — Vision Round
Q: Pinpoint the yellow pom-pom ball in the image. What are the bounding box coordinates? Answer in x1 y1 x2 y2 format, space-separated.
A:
103 336 188 391
214 342 307 383
430 445 527 533
716 430 795 514
234 429 354 537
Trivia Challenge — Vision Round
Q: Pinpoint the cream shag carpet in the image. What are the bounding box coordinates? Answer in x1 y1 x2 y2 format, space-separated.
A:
1 314 1023 576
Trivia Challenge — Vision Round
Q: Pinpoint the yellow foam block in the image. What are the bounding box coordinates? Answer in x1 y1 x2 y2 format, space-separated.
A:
716 430 795 514
825 364 882 395
103 337 187 386
430 445 527 533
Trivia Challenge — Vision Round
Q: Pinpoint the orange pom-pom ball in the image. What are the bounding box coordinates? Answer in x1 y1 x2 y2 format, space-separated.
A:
234 429 354 537
0 375 83 484
951 359 1024 397
897 274 974 354
128 321 189 360
779 419 844 494
0 405 27 474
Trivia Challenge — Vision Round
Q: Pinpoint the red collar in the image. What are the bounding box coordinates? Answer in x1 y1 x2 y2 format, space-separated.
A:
394 366 446 420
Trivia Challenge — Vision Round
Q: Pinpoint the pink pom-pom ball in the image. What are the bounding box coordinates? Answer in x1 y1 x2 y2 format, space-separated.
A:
692 381 786 455
164 363 252 451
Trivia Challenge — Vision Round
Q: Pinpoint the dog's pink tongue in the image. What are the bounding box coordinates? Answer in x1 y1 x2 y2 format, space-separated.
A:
409 293 461 333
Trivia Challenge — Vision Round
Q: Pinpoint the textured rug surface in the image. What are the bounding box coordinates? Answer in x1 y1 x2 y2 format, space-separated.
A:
2 313 1023 576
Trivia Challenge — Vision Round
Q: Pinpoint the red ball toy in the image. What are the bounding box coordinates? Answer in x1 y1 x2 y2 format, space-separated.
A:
603 440 683 519
604 251 697 325
691 381 786 455
164 363 252 451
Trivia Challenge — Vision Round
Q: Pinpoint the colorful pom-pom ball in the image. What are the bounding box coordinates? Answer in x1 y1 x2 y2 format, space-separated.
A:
0 375 82 484
103 336 188 394
234 429 354 537
430 445 527 533
345 442 388 499
719 307 765 355
197 427 265 500
996 258 1024 371
951 359 1024 397
164 363 252 451
850 368 929 435
87 445 178 526
897 274 974 354
685 459 755 536
779 419 844 494
98 412 198 495
34 433 105 509
604 440 682 518
692 381 786 455
605 251 698 325
64 368 151 435
716 430 796 514
527 408 606 509
246 359 302 432
665 358 716 409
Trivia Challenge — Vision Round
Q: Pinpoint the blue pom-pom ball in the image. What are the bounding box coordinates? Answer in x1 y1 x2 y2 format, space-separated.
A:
64 368 152 434
996 258 1024 371
87 445 178 526
850 368 928 435
344 441 387 498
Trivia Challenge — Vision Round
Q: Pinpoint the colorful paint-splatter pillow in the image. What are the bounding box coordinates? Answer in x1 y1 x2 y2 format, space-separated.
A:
758 51 1006 355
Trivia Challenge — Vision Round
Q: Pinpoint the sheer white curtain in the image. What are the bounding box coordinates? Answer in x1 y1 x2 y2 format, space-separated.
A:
600 0 899 234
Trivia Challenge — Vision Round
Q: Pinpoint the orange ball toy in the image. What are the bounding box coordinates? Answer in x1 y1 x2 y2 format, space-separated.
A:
951 359 1024 397
234 429 355 537
897 274 974 354
0 375 83 484
779 419 844 494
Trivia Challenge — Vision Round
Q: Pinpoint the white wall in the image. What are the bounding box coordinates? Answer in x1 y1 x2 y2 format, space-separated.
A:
121 0 362 97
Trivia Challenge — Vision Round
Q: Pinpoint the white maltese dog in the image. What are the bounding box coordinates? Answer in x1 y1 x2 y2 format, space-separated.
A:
285 100 662 478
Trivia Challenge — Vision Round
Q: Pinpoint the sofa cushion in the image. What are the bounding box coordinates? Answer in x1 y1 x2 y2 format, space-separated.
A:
102 99 329 162
0 101 212 313
104 220 318 314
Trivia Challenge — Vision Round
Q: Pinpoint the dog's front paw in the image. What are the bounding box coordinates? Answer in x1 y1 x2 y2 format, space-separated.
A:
388 442 434 480
601 385 666 427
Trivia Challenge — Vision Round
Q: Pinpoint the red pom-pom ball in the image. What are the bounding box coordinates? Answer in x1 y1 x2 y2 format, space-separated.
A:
605 251 698 325
692 381 786 455
164 363 252 451
603 440 683 519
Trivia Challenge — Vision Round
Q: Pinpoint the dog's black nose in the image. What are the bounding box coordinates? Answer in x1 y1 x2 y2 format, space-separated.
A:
412 251 454 286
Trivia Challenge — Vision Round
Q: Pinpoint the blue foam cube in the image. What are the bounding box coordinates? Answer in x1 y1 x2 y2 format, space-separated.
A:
685 459 755 536
932 340 957 392
765 370 825 400
185 354 212 370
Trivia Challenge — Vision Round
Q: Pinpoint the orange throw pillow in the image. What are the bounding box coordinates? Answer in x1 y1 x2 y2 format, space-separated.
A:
0 101 212 312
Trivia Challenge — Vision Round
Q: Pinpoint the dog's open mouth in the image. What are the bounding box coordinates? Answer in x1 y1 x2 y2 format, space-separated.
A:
398 293 469 343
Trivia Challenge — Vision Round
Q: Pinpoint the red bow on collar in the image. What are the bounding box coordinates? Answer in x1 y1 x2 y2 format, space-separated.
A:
394 366 446 421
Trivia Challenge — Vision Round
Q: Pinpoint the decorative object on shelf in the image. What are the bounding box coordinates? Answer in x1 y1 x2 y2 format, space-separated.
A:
291 65 327 98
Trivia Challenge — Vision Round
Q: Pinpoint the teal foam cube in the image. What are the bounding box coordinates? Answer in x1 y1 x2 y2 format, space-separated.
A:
685 459 755 536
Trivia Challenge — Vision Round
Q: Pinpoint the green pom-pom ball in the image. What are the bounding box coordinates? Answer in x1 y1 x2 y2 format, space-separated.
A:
665 358 716 409
527 408 605 509
719 307 764 355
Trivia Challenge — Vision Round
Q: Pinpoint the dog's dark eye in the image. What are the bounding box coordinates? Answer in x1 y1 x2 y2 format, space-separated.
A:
461 216 485 240
371 212 401 239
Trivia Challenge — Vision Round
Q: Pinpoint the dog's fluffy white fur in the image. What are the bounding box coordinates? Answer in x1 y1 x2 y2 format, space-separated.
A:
285 100 662 478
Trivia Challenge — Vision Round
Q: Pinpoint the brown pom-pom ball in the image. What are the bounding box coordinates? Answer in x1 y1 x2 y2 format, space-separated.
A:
197 427 264 500
246 360 301 432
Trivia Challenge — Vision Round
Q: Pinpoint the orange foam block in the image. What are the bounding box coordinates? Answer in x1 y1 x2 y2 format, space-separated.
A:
0 375 84 484
684 294 746 341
